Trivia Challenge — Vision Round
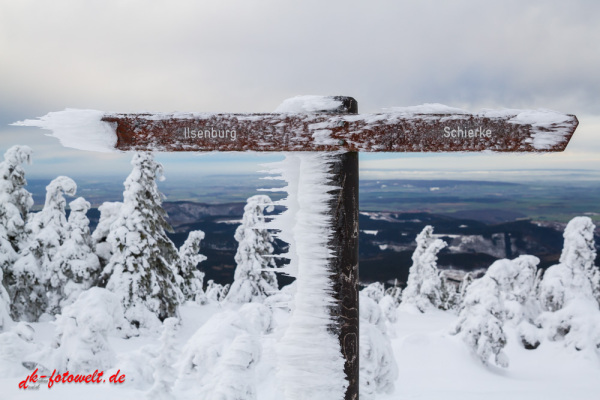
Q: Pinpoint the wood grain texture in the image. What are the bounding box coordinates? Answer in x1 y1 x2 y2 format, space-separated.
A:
102 112 578 153
328 152 359 400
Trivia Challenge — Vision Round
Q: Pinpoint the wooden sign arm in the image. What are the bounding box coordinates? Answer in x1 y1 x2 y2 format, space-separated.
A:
101 110 577 153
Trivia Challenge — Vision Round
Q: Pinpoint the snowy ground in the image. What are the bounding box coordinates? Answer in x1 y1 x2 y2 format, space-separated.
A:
2 303 599 400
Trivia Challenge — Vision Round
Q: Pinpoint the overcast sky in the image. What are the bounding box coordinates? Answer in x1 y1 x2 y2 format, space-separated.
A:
1 0 599 181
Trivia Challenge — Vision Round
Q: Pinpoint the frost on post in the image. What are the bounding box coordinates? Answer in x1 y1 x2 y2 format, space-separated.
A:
400 226 447 313
266 153 348 400
226 195 278 303
105 152 182 329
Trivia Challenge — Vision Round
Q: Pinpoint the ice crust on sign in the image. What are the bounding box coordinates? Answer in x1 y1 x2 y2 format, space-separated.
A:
12 109 117 153
274 95 344 113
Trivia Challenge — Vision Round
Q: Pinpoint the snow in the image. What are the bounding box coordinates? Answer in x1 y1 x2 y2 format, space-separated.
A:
12 109 117 153
274 95 344 113
383 103 470 114
506 109 575 150
2 302 599 400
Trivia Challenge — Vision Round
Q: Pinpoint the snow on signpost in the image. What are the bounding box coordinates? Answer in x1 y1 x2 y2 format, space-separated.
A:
15 96 579 400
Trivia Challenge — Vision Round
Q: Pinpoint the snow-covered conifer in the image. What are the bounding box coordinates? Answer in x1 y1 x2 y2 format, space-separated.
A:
105 152 182 329
0 146 34 321
378 294 398 324
453 255 542 365
176 230 207 303
205 280 230 303
0 268 12 332
360 293 398 399
92 201 122 278
540 217 597 311
439 270 461 311
400 226 447 312
226 195 278 303
538 217 600 352
147 318 179 400
0 145 33 251
362 282 385 303
49 288 126 372
178 303 271 396
384 279 402 307
198 333 261 400
8 176 76 321
46 197 101 314
452 269 509 367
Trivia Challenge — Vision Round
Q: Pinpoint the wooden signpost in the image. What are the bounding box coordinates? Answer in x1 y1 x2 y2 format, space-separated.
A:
27 96 580 400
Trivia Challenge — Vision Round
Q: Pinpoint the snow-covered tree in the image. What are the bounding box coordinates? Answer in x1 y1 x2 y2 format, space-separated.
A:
205 280 230 303
105 153 182 329
0 145 33 252
0 146 34 321
400 226 447 312
92 201 122 278
384 279 402 307
378 294 398 324
47 288 126 373
46 197 101 314
362 282 398 323
176 230 207 303
147 318 179 400
8 176 76 321
439 270 461 311
0 322 40 377
537 217 600 353
0 267 12 332
453 255 541 366
452 268 509 367
540 217 597 312
362 282 385 303
226 195 278 303
359 293 398 399
198 333 261 400
178 303 271 397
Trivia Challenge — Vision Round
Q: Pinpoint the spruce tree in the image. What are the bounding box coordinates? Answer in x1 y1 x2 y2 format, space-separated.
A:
0 146 33 321
105 152 182 329
92 201 122 279
46 197 101 314
538 217 600 352
226 195 278 303
400 226 447 312
10 176 76 321
0 267 12 332
147 318 179 400
176 230 207 303
0 145 33 251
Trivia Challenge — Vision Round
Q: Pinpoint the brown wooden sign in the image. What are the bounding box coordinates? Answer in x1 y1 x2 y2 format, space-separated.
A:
102 110 578 153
